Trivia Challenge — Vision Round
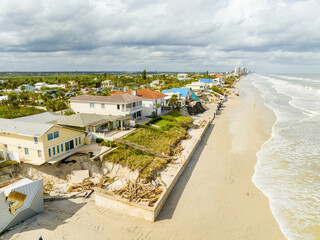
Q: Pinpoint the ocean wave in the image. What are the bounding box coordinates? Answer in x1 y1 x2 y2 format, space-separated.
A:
250 73 320 240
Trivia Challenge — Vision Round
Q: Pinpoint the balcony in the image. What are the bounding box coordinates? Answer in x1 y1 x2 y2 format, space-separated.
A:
122 105 143 113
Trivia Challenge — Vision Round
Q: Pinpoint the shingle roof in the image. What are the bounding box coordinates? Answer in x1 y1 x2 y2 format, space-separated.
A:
162 87 191 97
0 119 54 137
69 93 142 104
112 89 167 99
15 112 59 124
57 113 128 128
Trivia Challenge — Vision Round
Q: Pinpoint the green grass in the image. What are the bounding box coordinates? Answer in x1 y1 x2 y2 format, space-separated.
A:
104 145 155 172
104 111 193 181
210 86 225 95
124 126 186 156
0 160 18 169
153 119 176 131
103 145 168 181
166 110 193 125
0 106 45 119
167 110 182 117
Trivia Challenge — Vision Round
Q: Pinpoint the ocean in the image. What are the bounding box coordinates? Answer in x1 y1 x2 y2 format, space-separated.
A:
248 73 320 240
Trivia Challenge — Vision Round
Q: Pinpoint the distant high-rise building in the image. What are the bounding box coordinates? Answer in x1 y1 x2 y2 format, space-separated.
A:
240 67 246 75
235 66 240 75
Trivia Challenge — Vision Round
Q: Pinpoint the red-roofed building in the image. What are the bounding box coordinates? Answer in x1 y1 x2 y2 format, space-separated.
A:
112 89 167 116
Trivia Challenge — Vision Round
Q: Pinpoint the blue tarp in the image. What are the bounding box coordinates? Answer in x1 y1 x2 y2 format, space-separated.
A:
200 78 213 83
162 87 191 97
191 91 200 101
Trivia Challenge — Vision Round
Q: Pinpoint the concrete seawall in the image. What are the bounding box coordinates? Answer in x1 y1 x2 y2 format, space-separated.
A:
95 117 213 222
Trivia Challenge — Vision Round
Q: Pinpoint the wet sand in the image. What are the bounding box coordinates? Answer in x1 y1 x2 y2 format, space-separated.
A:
5 80 285 240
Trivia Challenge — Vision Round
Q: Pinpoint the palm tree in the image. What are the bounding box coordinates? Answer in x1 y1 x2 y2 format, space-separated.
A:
0 99 12 118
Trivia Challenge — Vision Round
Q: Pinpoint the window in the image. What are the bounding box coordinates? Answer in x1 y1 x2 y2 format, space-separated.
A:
49 149 52 158
75 138 78 146
117 104 120 109
54 131 59 138
18 146 22 151
38 150 42 158
34 137 38 145
48 133 53 141
101 103 105 109
57 145 60 154
70 140 74 150
79 137 81 145
90 102 95 108
24 148 29 156
61 143 64 152
53 147 56 156
65 140 74 152
48 131 59 141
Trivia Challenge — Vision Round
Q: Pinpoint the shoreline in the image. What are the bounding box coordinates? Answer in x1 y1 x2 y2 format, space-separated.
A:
4 80 286 240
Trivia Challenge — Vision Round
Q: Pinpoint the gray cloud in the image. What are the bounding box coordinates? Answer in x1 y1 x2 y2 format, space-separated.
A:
0 0 319 72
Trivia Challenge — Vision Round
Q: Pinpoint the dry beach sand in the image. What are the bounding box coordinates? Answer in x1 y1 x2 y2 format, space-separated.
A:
3 80 286 240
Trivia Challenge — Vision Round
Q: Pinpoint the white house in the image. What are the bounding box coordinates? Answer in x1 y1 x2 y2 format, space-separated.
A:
35 82 46 90
162 87 192 107
185 81 208 92
177 73 188 80
69 93 143 119
35 83 60 90
101 80 113 88
112 89 167 116
150 80 164 88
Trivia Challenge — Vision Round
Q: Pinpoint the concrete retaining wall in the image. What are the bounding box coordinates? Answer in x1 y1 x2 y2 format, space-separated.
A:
95 118 213 222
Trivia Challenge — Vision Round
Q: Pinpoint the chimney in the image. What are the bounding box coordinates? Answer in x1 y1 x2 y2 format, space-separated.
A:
132 90 137 96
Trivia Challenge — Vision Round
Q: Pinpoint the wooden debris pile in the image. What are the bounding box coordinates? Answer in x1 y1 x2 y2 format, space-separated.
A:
113 181 163 207
67 178 94 192
68 177 114 193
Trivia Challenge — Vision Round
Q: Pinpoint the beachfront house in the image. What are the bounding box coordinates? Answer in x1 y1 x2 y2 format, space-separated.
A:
162 87 192 107
69 93 143 119
0 112 85 165
185 81 208 92
112 89 167 116
57 113 131 139
200 78 223 88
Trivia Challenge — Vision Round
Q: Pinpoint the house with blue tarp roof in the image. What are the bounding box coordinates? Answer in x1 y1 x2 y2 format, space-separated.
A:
200 78 213 83
162 87 192 106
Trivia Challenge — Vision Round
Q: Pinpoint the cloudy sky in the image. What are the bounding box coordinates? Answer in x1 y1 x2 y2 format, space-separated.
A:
0 0 320 73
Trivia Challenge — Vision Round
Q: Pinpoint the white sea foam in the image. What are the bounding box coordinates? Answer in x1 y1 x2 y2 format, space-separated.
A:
249 73 320 240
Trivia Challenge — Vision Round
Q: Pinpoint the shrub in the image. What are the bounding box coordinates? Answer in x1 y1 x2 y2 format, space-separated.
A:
101 140 117 148
211 86 225 95
64 110 75 116
95 137 104 143
150 111 157 118
148 116 162 125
